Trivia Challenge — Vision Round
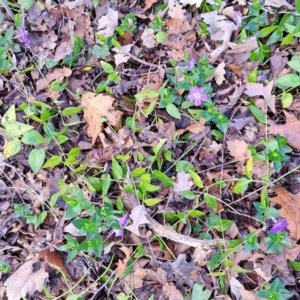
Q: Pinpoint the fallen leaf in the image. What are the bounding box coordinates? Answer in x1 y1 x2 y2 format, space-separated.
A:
117 247 133 276
113 44 133 66
227 37 259 54
201 10 226 35
227 140 250 163
125 205 150 237
251 160 274 179
169 2 186 21
141 28 157 48
268 111 300 149
163 282 183 300
186 119 206 134
270 187 300 240
4 255 49 300
208 141 223 154
54 41 73 62
270 49 289 78
214 62 226 85
179 0 203 7
97 8 118 38
173 171 193 193
144 0 158 10
265 0 293 9
82 92 123 144
244 80 274 101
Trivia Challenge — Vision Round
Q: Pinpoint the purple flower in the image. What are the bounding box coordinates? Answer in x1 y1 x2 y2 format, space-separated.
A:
188 87 207 106
233 11 242 28
270 219 289 234
108 214 129 238
19 27 30 47
187 56 196 68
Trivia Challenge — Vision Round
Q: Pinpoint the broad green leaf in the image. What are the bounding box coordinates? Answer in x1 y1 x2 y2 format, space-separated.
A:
249 105 266 123
34 211 47 230
4 139 21 157
210 252 224 270
179 190 195 200
288 260 300 271
29 148 45 174
259 26 277 38
5 122 33 137
282 92 293 108
287 56 300 72
101 173 111 196
187 210 205 218
112 157 123 180
204 194 217 211
21 130 44 145
63 106 84 116
233 178 249 194
152 170 174 187
101 61 114 73
188 170 203 188
276 74 300 90
156 31 168 43
192 283 212 300
247 68 257 83
42 156 62 168
281 33 294 46
1 105 16 127
297 0 300 14
215 220 233 232
131 167 146 177
18 0 33 9
144 198 161 206
166 103 181 119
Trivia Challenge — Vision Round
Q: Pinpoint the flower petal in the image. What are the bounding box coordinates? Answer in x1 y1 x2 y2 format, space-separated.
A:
270 219 289 234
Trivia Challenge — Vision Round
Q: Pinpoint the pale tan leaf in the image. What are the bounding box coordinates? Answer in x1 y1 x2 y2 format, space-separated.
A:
163 282 183 300
186 118 206 134
227 140 250 163
97 8 118 38
227 37 259 54
82 92 123 144
179 0 203 8
265 0 293 8
117 247 133 276
214 62 226 85
144 0 158 10
54 41 73 62
125 205 150 237
4 256 49 300
201 10 226 35
244 80 273 101
141 28 157 48
113 44 133 66
168 2 186 21
173 171 193 193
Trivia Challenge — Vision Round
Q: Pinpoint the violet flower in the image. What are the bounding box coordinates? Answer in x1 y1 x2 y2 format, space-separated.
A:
188 87 207 106
270 219 289 234
19 27 30 47
187 56 196 68
233 11 242 28
108 214 130 237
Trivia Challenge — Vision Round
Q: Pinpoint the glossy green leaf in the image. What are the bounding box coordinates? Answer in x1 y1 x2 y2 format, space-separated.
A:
42 156 62 168
282 92 293 108
204 194 217 211
29 148 45 174
233 178 249 193
276 74 300 90
21 130 44 145
166 103 181 119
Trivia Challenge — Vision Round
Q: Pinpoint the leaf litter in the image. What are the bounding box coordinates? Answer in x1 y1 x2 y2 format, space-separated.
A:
1 0 300 299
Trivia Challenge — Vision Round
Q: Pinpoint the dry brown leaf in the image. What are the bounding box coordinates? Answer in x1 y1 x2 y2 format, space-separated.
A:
36 67 72 93
268 111 300 149
214 62 226 85
82 92 123 144
4 255 49 300
125 205 150 237
270 49 289 78
227 140 250 163
165 18 183 34
169 2 186 21
251 160 274 179
141 28 157 48
230 245 252 278
156 122 176 140
244 80 273 101
227 37 258 54
97 8 118 38
270 187 300 240
117 247 133 276
54 41 73 62
113 44 133 66
173 171 193 193
163 282 183 300
186 118 206 133
265 0 293 8
144 0 158 10
135 268 167 283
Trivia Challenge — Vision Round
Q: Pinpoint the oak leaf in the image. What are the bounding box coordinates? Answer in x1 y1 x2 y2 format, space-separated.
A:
227 140 250 163
97 8 118 38
125 205 150 237
82 92 123 144
141 28 157 48
268 111 300 149
4 256 49 300
113 44 133 66
270 187 300 240
144 0 158 10
173 171 193 193
117 247 133 276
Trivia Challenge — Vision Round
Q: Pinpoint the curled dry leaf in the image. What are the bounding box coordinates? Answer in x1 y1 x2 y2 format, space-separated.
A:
125 205 150 237
4 255 49 300
113 44 133 66
214 62 226 85
270 187 300 240
82 92 123 144
97 7 118 38
117 247 133 276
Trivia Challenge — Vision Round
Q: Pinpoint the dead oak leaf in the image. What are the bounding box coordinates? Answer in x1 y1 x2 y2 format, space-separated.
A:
113 44 133 66
125 205 150 237
97 7 118 38
4 255 49 300
270 187 300 240
54 41 73 62
227 37 259 54
214 62 226 85
82 92 123 144
117 247 133 276
227 140 250 163
186 118 206 134
268 111 300 149
141 28 157 48
169 2 186 21
144 0 158 10
244 80 274 101
201 10 226 35
173 171 193 193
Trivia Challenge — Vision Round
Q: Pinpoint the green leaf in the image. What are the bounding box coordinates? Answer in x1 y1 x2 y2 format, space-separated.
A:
187 210 205 218
112 157 123 180
1 105 16 127
101 61 114 73
166 103 181 119
204 194 217 211
92 44 110 59
29 148 45 174
34 211 47 230
210 252 224 270
152 170 174 187
5 121 33 137
288 260 300 271
297 0 300 14
92 0 98 8
63 106 84 116
288 57 300 73
259 26 277 38
50 80 68 92
248 105 266 123
4 138 21 157
282 92 293 108
281 33 293 46
276 74 300 90
233 178 249 193
215 220 233 232
14 13 22 28
188 170 203 188
144 198 161 206
131 167 146 177
42 156 62 168
21 130 44 145
179 190 195 200
18 0 34 9
192 283 212 300
247 67 257 83
100 173 111 196
156 31 168 43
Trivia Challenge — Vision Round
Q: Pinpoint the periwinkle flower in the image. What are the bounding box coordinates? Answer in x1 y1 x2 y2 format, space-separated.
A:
233 11 242 28
188 87 207 106
19 27 30 47
108 214 130 237
187 56 196 68
270 219 289 234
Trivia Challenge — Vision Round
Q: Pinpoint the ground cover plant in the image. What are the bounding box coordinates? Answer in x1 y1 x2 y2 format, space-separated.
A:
1 0 300 299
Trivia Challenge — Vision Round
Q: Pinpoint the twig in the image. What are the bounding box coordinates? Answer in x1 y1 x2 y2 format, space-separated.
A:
0 0 14 19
